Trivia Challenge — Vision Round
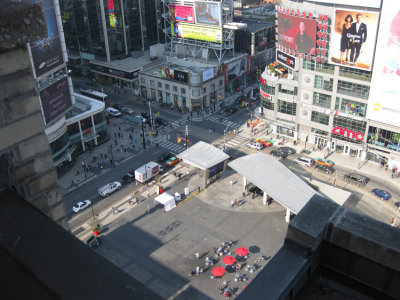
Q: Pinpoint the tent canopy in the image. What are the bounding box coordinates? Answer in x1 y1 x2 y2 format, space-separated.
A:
177 141 229 170
154 193 174 205
228 153 317 214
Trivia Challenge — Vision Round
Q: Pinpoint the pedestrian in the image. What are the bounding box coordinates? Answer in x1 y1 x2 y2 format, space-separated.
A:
76 170 80 176
118 132 121 138
213 126 216 132
115 139 117 145
178 173 182 180
231 200 234 207
187 170 190 176
147 204 150 214
230 180 233 187
114 132 117 138
156 143 159 148
131 128 134 134
112 207 116 215
118 126 121 132
195 252 200 260
235 199 240 207
104 154 107 159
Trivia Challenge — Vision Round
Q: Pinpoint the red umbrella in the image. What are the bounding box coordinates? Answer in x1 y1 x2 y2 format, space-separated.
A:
236 247 249 256
212 266 226 277
222 256 236 265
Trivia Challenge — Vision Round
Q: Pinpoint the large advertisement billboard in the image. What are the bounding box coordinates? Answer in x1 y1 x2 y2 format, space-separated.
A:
366 3 400 126
161 67 188 83
277 12 317 55
39 77 72 125
276 50 296 70
168 4 194 23
26 0 64 78
171 22 222 43
328 9 379 70
194 1 221 26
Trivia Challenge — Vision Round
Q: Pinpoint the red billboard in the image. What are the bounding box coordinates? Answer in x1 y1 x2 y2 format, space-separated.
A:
277 12 317 55
168 5 194 23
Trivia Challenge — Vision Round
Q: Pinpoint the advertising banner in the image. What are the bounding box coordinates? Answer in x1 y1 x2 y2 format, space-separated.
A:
227 57 248 79
276 50 296 69
202 68 214 82
168 4 194 23
26 0 64 78
194 1 221 26
161 67 174 80
161 67 188 83
328 9 379 71
174 70 188 83
171 22 222 43
277 12 317 55
39 77 72 125
366 3 400 126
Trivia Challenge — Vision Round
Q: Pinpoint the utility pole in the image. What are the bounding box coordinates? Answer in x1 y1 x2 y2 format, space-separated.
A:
185 125 189 149
148 100 153 129
141 119 146 149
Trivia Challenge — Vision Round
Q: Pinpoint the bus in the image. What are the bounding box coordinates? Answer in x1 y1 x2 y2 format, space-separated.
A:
80 88 109 106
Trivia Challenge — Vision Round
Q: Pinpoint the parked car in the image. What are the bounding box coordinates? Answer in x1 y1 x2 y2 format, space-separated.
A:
247 142 265 150
165 157 180 167
314 158 334 167
315 164 335 174
155 117 168 127
295 157 314 167
270 150 288 159
371 189 391 200
279 146 296 155
343 173 368 186
120 106 134 114
122 171 135 183
72 200 92 213
98 182 121 197
254 139 272 147
106 107 122 117
112 103 123 110
158 152 173 163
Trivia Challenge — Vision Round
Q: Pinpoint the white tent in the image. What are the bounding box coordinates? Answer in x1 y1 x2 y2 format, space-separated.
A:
154 193 176 212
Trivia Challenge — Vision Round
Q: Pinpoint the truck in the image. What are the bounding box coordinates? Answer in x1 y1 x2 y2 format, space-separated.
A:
135 161 163 183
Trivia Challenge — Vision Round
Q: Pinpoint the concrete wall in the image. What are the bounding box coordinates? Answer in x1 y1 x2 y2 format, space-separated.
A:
0 1 67 229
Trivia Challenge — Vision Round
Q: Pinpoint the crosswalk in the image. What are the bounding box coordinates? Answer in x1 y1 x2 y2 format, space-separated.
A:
162 116 188 133
205 116 241 129
225 134 251 148
157 140 186 154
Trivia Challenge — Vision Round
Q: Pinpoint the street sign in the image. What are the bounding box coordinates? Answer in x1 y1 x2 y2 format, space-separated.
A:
185 125 188 136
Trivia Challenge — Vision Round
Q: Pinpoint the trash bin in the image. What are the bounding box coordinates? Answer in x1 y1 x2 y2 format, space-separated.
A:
184 187 189 195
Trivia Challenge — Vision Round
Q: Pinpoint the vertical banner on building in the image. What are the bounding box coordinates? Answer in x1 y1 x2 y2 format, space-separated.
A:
25 0 64 78
247 55 251 75
225 64 229 85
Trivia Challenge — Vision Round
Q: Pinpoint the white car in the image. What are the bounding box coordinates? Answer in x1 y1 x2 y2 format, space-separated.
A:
247 142 265 150
106 107 122 117
135 115 147 123
295 157 314 167
98 181 121 197
72 200 92 213
121 106 134 114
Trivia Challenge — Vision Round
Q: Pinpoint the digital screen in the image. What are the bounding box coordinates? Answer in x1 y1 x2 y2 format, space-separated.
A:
171 22 222 43
194 1 221 26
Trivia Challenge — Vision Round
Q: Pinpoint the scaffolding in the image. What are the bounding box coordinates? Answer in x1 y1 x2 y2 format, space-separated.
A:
162 0 245 63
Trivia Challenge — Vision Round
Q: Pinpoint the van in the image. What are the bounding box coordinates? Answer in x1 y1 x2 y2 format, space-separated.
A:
295 156 314 167
344 173 368 186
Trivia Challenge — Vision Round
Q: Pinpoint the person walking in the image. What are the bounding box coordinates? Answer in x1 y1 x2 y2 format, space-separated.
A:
195 252 200 260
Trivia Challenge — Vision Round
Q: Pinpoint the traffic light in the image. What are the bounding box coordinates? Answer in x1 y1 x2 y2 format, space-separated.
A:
177 137 181 143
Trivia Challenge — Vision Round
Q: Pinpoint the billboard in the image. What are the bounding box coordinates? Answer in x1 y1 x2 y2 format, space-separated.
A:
39 77 72 125
108 0 122 28
202 68 214 82
276 50 296 69
168 5 194 23
194 1 221 26
26 0 64 78
328 9 379 70
366 3 400 126
161 67 188 83
171 22 222 43
277 12 317 55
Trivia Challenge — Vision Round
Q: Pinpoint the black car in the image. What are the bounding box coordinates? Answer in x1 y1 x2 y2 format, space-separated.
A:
225 107 238 115
155 117 168 127
158 152 173 163
140 112 150 120
122 171 135 183
279 146 296 155
270 150 288 159
113 103 123 110
315 164 335 174
344 173 368 186
234 96 245 105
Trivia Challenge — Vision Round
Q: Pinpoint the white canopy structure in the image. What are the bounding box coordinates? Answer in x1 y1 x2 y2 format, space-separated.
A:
154 193 176 212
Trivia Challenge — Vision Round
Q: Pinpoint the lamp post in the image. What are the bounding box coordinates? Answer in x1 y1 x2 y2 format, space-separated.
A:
141 119 146 149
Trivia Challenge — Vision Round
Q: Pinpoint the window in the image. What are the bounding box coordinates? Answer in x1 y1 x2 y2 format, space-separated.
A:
313 92 332 108
181 88 186 94
165 84 170 90
157 82 162 88
192 90 200 97
219 80 223 86
333 116 366 143
263 101 274 111
314 75 333 91
337 81 369 99
261 84 275 94
203 87 206 93
311 111 329 125
303 60 315 71
279 85 297 95
173 86 178 92
316 62 334 74
141 78 145 83
277 100 296 115
335 97 367 117
339 66 372 82
367 126 400 151
311 128 328 136
150 80 155 86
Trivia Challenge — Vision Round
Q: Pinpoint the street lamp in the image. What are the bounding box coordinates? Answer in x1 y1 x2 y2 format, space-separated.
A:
141 119 146 149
